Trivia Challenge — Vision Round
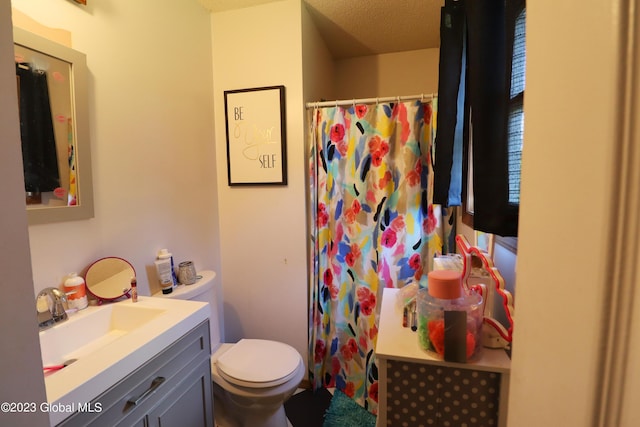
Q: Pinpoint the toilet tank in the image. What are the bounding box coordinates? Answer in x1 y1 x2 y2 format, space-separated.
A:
152 270 222 351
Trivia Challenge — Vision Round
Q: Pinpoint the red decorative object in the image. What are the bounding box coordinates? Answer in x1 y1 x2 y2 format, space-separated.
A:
456 235 515 347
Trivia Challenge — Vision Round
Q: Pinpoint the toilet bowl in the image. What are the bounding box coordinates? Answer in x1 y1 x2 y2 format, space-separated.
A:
153 270 303 427
212 340 304 427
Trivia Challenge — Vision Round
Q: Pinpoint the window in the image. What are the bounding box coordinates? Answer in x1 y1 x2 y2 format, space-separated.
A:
507 7 526 205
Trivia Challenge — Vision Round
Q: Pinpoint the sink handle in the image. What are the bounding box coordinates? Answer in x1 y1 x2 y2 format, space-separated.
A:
126 376 165 409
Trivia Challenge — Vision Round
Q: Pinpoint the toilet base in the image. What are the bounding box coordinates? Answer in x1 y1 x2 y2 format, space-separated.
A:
210 343 304 427
213 384 293 427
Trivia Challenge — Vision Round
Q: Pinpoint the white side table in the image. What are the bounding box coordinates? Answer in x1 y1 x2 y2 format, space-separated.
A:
376 288 511 427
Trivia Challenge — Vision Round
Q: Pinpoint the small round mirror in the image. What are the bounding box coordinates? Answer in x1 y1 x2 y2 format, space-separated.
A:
84 257 135 303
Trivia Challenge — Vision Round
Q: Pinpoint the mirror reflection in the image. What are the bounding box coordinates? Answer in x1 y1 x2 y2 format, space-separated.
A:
13 27 93 225
85 257 135 304
15 43 74 206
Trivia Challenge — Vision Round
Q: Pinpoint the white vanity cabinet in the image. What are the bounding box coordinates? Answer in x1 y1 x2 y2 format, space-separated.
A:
57 321 213 427
376 288 511 427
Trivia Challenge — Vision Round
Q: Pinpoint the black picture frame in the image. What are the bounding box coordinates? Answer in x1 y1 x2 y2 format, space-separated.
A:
224 85 287 186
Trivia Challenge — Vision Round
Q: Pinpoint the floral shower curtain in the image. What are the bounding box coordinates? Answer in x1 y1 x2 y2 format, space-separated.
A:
308 99 451 414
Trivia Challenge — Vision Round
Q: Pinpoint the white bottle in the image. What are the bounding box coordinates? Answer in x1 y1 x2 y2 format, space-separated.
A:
157 249 177 286
156 248 177 293
63 273 88 310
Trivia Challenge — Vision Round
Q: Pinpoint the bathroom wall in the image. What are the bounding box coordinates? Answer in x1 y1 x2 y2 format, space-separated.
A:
210 0 309 364
10 0 222 299
0 2 49 425
508 1 625 425
334 48 440 99
302 1 336 104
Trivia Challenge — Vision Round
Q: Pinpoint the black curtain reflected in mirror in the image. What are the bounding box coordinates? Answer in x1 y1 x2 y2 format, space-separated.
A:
16 63 60 203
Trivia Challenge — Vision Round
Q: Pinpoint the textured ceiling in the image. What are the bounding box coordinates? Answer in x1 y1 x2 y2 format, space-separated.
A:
304 0 442 59
201 0 442 59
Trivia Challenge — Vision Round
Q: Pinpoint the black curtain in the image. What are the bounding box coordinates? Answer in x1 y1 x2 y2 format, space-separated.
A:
433 0 465 207
16 63 60 194
433 0 519 237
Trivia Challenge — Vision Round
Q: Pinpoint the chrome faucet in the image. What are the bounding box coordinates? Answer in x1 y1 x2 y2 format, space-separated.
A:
36 287 69 330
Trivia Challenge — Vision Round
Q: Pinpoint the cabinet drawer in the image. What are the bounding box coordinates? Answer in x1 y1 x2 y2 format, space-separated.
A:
58 321 211 427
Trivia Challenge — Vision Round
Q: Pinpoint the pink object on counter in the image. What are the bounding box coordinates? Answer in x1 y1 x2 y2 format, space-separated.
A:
43 358 76 372
43 365 65 372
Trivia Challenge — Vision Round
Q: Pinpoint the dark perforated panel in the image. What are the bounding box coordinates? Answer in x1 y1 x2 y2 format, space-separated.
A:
385 360 501 426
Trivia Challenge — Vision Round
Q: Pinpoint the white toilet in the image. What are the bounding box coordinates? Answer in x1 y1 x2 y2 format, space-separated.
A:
153 270 304 427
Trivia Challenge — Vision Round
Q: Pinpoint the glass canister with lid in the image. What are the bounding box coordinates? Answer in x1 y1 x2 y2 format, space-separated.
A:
417 269 483 362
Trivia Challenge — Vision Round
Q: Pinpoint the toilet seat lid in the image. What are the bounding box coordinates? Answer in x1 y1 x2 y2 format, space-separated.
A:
216 339 301 388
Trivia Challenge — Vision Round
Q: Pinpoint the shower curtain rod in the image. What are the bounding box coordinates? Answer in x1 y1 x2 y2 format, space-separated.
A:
305 93 436 109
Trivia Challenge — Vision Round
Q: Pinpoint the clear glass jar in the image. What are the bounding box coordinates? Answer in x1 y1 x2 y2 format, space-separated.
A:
416 271 483 362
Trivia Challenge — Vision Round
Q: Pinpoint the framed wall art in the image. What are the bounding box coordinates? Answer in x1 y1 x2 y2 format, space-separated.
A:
224 85 287 186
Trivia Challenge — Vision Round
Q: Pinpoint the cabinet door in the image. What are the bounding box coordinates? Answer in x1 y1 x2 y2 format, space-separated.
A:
146 358 213 427
56 321 211 427
384 360 502 427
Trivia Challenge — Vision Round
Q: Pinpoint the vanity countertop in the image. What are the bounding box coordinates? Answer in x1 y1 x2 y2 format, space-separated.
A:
40 296 209 426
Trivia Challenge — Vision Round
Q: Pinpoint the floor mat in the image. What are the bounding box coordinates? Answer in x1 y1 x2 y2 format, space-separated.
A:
322 389 376 427
284 388 333 427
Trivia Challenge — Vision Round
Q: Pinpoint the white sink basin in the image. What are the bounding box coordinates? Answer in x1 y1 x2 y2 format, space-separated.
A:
40 304 165 366
39 296 209 426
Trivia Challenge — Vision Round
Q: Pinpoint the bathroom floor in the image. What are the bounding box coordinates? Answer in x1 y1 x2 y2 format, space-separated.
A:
214 388 333 427
284 388 334 427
